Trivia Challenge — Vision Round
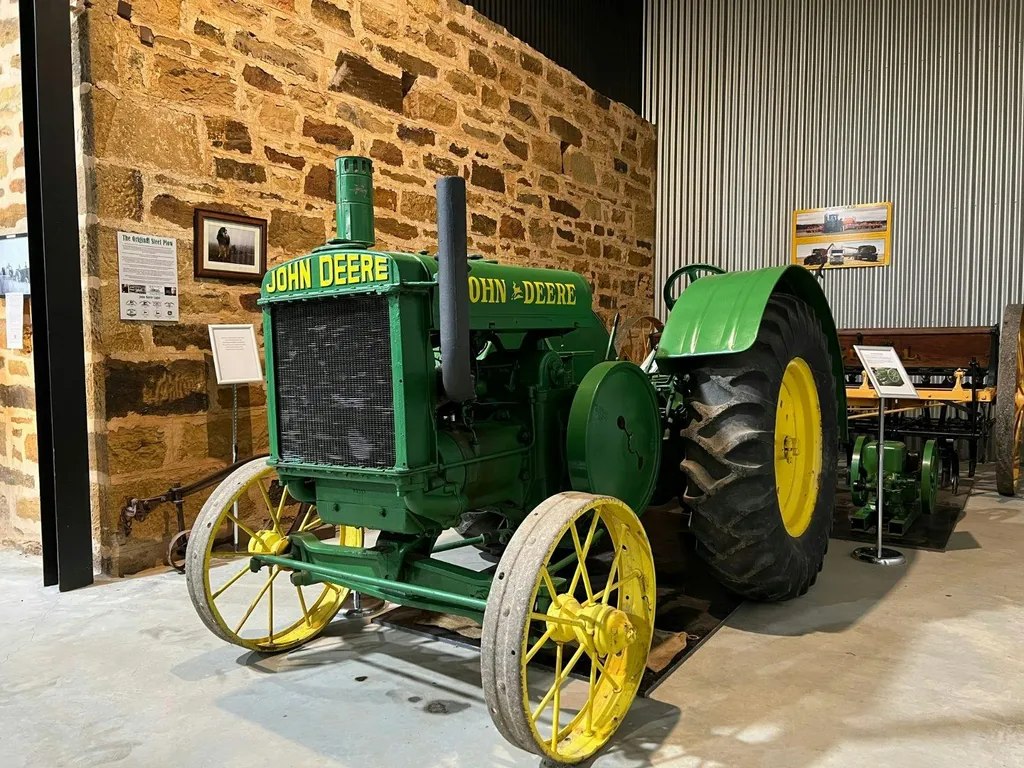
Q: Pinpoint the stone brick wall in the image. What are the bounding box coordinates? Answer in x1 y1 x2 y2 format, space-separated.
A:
80 0 656 574
0 0 39 554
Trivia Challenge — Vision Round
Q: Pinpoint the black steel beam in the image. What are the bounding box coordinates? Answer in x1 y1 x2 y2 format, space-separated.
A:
19 1 93 590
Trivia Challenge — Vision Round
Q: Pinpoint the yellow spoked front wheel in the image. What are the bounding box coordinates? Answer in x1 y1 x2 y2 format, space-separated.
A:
185 458 362 653
481 492 655 763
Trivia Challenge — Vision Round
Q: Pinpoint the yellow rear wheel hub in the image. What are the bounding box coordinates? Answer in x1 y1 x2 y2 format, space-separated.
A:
774 357 823 538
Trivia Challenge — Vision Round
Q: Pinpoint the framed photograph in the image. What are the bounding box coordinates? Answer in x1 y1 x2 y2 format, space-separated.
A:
194 209 267 283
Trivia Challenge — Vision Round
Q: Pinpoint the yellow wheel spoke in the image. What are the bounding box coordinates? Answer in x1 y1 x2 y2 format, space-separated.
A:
224 512 258 542
591 568 640 606
597 550 622 606
567 513 601 596
268 570 275 640
590 653 623 694
551 644 562 750
271 485 290 535
525 627 553 664
530 645 587 723
256 480 277 530
585 659 597 735
211 563 251 600
301 515 324 533
299 506 315 531
568 523 594 601
530 611 584 629
296 587 312 627
540 568 558 602
233 566 280 634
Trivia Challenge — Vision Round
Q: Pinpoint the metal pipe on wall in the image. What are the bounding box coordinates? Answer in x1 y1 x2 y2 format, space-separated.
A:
643 0 1024 328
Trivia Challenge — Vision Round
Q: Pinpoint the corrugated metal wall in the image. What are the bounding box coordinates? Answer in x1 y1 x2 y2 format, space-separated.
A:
643 0 1024 329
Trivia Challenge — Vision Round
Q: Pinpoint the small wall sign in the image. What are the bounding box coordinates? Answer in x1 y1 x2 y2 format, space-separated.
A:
117 231 178 321
853 345 918 399
208 324 263 385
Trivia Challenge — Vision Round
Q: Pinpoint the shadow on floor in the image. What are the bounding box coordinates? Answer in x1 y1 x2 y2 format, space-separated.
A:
214 625 681 767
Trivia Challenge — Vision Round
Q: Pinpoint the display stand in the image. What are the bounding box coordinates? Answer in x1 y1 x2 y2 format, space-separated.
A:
851 395 906 566
231 383 239 549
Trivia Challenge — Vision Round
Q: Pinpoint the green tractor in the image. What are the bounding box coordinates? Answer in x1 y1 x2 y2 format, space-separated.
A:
185 156 847 763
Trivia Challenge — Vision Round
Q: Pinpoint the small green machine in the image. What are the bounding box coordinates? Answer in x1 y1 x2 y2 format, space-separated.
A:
849 435 939 535
186 156 848 763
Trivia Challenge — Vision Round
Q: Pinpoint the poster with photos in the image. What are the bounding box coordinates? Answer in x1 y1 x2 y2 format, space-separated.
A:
792 202 892 270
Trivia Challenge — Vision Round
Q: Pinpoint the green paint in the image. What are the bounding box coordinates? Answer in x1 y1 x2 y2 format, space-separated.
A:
333 155 375 248
656 265 848 439
252 157 850 619
567 361 661 512
849 439 938 536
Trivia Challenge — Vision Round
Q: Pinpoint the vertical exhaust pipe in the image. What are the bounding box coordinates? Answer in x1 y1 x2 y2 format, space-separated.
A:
436 176 475 404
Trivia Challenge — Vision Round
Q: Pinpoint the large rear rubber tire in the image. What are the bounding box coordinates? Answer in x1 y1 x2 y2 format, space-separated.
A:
680 294 838 601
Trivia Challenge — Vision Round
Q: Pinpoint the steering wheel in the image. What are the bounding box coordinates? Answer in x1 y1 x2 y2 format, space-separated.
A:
663 263 726 310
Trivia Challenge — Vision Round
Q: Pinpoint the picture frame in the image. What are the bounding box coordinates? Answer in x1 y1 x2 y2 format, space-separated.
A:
791 201 893 270
193 209 267 283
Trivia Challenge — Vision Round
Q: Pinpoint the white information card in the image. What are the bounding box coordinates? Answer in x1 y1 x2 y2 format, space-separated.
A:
209 324 263 385
5 291 23 349
853 345 919 399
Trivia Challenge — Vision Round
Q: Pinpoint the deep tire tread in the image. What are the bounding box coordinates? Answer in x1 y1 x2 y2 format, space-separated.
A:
680 294 838 602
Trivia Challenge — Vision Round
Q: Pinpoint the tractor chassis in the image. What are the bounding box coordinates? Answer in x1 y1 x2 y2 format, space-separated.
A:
249 530 559 624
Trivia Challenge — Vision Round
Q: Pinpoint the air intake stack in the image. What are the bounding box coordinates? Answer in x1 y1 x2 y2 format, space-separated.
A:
333 156 375 248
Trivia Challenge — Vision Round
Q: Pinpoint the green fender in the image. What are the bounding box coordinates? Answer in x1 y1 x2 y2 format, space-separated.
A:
655 265 847 440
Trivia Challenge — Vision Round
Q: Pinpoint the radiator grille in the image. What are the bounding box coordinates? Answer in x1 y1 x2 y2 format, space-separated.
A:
271 294 396 468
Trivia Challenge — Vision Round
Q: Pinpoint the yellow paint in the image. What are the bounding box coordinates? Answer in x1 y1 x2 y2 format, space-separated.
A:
197 464 364 653
470 276 577 305
774 357 823 538
315 253 391 289
267 257 314 293
519 496 655 763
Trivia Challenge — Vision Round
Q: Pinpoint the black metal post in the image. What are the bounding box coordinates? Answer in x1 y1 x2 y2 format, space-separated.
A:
19 1 93 590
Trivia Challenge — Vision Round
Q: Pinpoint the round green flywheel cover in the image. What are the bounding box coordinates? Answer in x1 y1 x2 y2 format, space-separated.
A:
566 361 662 512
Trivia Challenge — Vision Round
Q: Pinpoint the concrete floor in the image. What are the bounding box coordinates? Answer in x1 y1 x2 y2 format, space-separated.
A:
2 468 1023 767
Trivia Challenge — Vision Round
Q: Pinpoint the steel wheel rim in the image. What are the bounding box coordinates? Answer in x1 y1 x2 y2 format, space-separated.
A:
196 465 361 652
519 498 654 762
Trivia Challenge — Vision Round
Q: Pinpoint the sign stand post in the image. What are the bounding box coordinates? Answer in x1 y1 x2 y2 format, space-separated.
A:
231 382 239 549
852 395 906 566
208 324 264 554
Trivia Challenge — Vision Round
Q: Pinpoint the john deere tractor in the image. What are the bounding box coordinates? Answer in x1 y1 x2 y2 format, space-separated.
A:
186 156 846 763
